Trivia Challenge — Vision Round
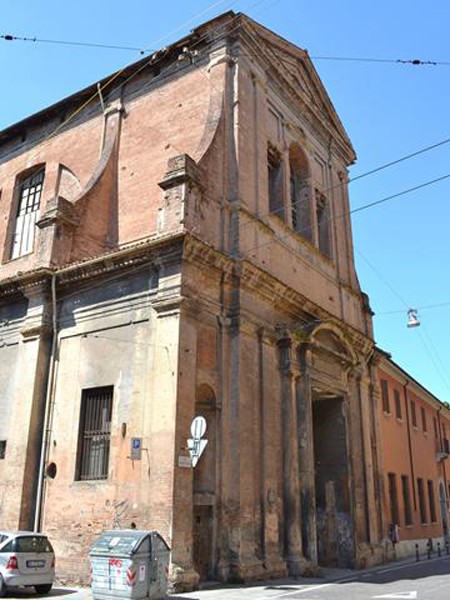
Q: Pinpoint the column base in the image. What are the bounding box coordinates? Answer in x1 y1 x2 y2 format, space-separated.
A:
169 564 200 593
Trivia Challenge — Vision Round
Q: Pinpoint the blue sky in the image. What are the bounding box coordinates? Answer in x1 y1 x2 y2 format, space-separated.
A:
2 0 450 400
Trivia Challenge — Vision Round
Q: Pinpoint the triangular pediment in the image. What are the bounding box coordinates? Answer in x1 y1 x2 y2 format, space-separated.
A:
237 14 356 163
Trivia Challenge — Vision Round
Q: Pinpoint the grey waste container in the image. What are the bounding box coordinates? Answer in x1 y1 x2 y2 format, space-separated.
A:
89 530 170 600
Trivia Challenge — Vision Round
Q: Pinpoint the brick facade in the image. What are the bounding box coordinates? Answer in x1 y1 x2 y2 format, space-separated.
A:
0 11 439 591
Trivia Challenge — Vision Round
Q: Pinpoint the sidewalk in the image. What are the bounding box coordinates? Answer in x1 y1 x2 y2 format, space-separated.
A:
52 553 450 600
173 553 450 599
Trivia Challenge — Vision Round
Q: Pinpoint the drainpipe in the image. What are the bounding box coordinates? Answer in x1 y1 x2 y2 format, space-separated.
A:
403 381 417 510
34 273 58 532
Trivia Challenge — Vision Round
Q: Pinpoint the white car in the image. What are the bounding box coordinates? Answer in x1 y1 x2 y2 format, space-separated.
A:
0 531 55 596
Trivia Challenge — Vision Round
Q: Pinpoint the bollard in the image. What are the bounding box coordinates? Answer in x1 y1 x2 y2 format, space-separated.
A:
438 542 441 557
415 543 420 562
446 541 449 555
427 539 431 559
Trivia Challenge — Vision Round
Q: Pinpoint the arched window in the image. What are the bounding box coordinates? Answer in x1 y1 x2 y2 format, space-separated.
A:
10 166 45 259
289 144 311 241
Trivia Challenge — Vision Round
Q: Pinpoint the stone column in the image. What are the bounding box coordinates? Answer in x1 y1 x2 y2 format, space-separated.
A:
11 279 54 530
278 335 302 576
296 345 317 565
357 368 381 544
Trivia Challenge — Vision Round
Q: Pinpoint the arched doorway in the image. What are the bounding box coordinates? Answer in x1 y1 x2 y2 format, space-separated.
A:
297 326 357 568
192 384 218 580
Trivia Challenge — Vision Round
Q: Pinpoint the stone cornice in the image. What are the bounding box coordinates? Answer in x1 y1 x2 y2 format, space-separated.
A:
182 234 374 357
0 233 185 300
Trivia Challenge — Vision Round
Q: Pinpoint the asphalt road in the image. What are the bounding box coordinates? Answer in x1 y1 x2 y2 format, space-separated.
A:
175 555 450 600
3 556 450 600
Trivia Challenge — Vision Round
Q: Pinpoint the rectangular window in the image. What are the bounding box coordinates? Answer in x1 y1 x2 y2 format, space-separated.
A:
388 472 399 525
421 407 427 432
394 389 402 419
381 379 390 414
315 190 331 258
434 416 438 438
76 386 113 481
401 475 412 526
268 145 284 220
0 440 6 459
410 400 417 427
417 478 427 523
10 169 44 259
428 480 437 522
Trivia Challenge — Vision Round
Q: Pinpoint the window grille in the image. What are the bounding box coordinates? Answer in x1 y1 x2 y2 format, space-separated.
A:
76 386 113 481
10 169 44 259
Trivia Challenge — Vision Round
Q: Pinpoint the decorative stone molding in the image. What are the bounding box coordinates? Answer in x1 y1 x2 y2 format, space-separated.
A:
158 154 202 191
36 196 79 230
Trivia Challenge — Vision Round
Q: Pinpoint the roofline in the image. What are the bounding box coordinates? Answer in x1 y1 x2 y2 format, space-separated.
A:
376 346 449 407
0 11 237 145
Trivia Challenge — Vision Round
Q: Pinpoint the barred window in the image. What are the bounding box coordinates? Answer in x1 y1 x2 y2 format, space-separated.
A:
76 386 113 481
10 168 44 259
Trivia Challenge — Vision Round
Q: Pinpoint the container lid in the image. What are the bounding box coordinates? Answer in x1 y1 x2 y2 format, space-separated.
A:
89 530 151 557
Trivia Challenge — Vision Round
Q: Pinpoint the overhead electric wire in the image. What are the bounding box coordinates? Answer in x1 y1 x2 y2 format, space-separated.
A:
350 173 450 215
310 55 450 66
355 249 450 397
244 171 450 254
238 135 450 227
378 300 450 316
4 28 450 69
1 34 144 53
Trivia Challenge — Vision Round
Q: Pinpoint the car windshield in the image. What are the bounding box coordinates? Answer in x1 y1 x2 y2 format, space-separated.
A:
0 535 8 545
14 536 53 553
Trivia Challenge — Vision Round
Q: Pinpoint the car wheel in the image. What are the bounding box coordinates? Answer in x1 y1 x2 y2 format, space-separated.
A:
35 583 52 594
0 574 6 598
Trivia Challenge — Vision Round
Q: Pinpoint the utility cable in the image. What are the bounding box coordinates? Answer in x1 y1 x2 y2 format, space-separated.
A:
238 135 450 227
356 249 450 396
310 55 450 66
244 171 450 254
378 300 450 316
